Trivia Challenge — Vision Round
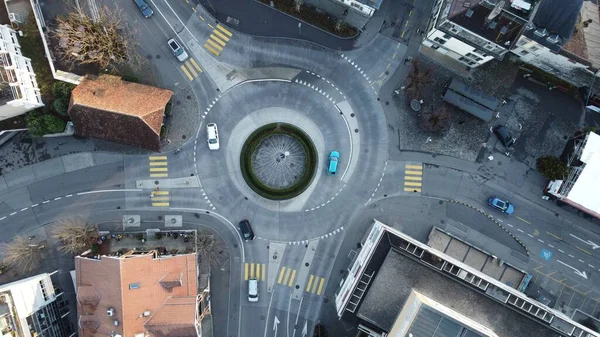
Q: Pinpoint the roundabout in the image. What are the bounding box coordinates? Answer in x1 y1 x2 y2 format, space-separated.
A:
193 77 388 241
240 123 318 200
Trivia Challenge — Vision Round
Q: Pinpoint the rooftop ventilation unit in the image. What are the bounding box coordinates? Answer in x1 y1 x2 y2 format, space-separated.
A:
466 9 474 17
107 308 114 316
546 34 561 44
114 320 119 326
143 311 151 317
500 26 508 35
534 28 548 37
487 0 505 21
488 21 498 29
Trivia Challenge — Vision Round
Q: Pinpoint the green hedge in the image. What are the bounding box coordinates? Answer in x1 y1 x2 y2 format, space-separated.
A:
240 123 317 200
26 110 66 136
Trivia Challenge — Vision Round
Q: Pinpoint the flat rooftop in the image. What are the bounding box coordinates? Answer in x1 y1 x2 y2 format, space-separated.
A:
356 249 557 336
567 132 600 215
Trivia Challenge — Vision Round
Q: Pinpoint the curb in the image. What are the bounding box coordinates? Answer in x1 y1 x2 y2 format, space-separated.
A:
446 199 530 256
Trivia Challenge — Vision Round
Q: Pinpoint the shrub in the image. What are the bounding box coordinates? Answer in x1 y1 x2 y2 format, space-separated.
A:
52 82 76 100
135 233 144 241
536 156 569 180
26 110 66 136
155 232 162 240
52 98 69 116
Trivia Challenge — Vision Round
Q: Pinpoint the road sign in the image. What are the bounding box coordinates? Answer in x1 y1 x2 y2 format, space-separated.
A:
540 249 553 260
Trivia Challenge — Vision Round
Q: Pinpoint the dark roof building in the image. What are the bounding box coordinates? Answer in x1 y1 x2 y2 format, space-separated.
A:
335 220 598 337
522 0 583 52
67 75 172 151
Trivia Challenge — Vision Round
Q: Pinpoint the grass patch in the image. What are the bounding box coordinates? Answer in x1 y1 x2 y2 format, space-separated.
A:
240 123 317 200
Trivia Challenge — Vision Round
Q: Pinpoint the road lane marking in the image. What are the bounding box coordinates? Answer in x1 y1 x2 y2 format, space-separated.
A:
404 181 421 187
207 38 224 51
185 61 198 77
9 212 16 216
288 269 296 286
209 34 226 46
204 44 220 56
245 263 248 280
213 29 230 41
568 254 575 258
189 58 202 72
546 231 562 240
405 176 422 181
180 65 193 81
549 244 555 248
405 170 422 175
517 228 524 233
0 217 5 221
405 164 422 169
42 200 50 203
153 191 169 195
306 275 314 292
506 223 513 227
516 216 531 224
311 277 319 293
278 267 286 284
216 24 232 36
250 263 255 278
283 268 291 285
151 202 170 207
149 156 167 160
20 208 27 211
404 187 421 192
150 167 168 172
317 278 325 295
149 161 168 166
576 246 592 255
558 249 565 253
527 234 534 238
256 263 260 280
151 196 169 201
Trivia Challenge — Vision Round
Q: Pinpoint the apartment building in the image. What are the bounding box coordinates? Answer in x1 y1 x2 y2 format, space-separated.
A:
422 0 539 69
0 24 43 121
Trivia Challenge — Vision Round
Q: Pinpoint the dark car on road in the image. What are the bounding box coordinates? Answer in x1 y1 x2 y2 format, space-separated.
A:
487 196 515 215
133 0 153 18
239 219 255 242
492 125 515 147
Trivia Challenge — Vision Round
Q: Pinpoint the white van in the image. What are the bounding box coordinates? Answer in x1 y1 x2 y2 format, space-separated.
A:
248 278 258 302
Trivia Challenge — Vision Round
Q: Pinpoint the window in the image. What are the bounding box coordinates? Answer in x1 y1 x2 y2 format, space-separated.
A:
473 49 489 57
431 44 440 50
443 33 451 39
39 280 49 301
530 45 539 52
485 45 493 50
520 50 529 56
129 283 140 289
433 37 446 44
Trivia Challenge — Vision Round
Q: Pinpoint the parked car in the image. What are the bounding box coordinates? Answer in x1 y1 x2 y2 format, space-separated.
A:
328 151 340 175
167 38 189 62
206 123 219 150
238 219 255 242
133 0 153 18
492 125 515 147
487 196 515 215
248 278 258 302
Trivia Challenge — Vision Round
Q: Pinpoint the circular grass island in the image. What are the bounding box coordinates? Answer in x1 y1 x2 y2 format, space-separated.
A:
240 123 318 200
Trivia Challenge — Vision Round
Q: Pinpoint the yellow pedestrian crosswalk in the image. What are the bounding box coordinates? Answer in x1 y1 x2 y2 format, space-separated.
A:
404 163 422 192
180 58 203 81
276 266 297 287
244 263 266 281
203 24 232 56
149 156 168 178
151 190 169 207
305 274 325 295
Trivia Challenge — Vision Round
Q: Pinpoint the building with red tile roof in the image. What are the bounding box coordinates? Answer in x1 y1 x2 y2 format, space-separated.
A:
74 251 199 337
67 75 172 151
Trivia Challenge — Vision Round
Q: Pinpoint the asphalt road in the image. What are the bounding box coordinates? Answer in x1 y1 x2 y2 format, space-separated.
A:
3 0 600 336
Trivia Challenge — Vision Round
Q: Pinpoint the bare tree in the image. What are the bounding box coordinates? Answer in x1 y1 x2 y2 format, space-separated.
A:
404 59 434 99
294 0 304 12
52 216 99 256
51 6 142 70
1 236 45 274
422 104 450 135
196 230 227 267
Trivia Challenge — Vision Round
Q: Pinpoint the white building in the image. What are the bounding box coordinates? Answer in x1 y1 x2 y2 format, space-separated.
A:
0 272 74 337
546 132 600 220
0 24 43 121
422 0 539 69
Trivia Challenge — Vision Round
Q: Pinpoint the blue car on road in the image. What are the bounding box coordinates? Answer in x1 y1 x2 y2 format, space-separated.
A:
328 151 340 175
487 196 514 215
